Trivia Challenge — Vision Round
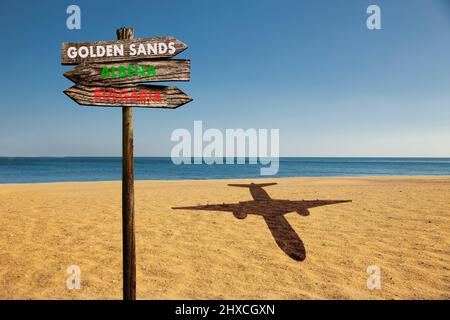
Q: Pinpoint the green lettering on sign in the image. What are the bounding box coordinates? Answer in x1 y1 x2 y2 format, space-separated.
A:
99 65 157 78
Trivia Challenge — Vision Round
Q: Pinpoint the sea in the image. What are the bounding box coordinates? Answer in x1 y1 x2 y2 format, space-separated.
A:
0 157 449 184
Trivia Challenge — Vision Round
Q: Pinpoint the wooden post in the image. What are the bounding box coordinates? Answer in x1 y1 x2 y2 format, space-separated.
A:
117 27 136 300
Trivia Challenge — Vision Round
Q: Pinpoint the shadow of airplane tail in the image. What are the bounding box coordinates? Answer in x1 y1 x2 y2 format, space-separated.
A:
228 183 277 201
228 183 278 188
263 215 306 261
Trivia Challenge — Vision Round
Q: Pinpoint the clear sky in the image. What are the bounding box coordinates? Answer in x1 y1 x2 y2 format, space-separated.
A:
0 0 449 157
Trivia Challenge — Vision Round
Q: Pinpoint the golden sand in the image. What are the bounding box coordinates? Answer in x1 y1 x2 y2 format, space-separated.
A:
0 177 449 299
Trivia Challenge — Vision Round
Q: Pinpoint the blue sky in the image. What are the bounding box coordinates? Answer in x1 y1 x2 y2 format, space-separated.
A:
0 0 449 156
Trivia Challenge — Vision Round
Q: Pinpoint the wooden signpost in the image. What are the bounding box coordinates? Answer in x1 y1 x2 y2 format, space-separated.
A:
61 28 192 300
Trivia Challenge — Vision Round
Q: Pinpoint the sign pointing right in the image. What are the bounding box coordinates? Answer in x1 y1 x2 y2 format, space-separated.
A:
64 84 192 109
61 36 188 65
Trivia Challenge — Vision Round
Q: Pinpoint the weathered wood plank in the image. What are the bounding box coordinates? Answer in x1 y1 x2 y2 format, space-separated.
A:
117 27 136 301
64 59 190 86
64 84 192 109
61 36 187 65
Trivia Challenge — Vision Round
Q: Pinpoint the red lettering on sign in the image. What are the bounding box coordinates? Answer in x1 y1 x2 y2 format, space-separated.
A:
112 89 118 101
119 89 128 101
94 88 101 100
92 88 164 104
129 90 138 102
154 91 162 102
139 90 147 102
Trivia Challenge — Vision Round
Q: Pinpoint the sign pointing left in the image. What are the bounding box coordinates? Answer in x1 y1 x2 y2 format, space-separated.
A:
64 59 191 86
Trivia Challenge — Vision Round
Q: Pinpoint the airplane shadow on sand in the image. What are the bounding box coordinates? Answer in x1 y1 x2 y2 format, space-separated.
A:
172 183 351 261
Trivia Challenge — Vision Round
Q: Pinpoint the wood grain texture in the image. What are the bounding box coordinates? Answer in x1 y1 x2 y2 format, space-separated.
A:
64 84 193 109
61 36 187 65
118 27 136 301
122 104 135 301
64 59 190 86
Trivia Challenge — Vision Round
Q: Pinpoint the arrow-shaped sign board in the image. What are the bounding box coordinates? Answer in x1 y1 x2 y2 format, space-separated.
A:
64 59 190 86
61 36 187 65
64 84 192 109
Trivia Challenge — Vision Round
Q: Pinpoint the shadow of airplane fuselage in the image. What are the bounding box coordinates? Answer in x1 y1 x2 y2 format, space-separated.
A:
172 183 351 261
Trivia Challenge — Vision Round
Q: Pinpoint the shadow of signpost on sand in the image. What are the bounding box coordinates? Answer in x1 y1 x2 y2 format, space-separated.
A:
172 183 351 261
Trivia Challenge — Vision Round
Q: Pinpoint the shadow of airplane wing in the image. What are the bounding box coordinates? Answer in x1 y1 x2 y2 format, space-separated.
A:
173 203 240 211
292 199 351 216
300 199 352 209
172 203 248 219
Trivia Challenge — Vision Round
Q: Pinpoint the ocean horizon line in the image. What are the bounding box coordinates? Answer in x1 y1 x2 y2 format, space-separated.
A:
2 175 450 186
1 157 450 184
1 156 450 159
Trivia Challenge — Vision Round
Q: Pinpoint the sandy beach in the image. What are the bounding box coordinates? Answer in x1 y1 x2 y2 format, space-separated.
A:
0 176 449 299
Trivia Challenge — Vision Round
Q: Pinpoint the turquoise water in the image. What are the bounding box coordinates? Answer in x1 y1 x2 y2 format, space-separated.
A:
0 157 449 184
